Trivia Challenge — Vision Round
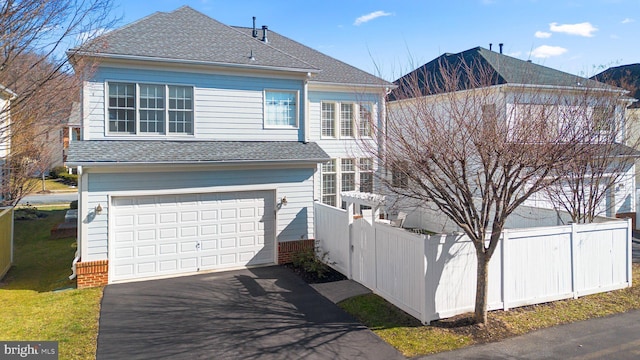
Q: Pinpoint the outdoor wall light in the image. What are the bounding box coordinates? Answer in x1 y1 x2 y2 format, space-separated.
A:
95 204 103 215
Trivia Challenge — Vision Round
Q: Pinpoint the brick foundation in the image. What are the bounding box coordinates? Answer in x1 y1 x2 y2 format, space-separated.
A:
278 239 315 264
76 260 108 289
615 212 636 230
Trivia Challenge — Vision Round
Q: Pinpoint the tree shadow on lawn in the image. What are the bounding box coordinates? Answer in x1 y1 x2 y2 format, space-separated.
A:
1 209 77 292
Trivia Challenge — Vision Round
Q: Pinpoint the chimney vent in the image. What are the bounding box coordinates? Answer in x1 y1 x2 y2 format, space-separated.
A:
489 43 492 51
252 17 257 38
262 25 268 43
499 43 503 54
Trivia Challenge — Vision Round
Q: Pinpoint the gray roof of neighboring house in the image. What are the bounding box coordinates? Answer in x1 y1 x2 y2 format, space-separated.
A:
591 64 640 108
391 47 616 99
67 140 330 165
77 6 390 87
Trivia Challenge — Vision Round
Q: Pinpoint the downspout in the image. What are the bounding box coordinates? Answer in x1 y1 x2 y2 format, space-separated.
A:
377 88 390 195
69 165 82 280
303 73 310 143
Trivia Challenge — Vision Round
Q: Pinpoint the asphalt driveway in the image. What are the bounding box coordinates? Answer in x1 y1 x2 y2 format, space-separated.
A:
96 266 404 360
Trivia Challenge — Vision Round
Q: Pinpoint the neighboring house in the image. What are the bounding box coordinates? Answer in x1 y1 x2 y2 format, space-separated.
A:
388 46 636 223
63 102 81 173
592 65 640 226
0 85 17 202
67 6 391 286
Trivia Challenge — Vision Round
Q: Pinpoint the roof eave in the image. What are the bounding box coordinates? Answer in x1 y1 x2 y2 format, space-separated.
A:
67 158 330 167
68 51 321 75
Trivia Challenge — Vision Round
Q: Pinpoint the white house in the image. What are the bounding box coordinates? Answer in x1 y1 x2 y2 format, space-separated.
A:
67 6 391 287
0 85 16 203
387 47 637 229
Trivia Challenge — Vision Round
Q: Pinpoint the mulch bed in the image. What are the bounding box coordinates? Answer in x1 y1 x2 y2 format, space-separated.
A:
432 312 516 343
282 263 347 284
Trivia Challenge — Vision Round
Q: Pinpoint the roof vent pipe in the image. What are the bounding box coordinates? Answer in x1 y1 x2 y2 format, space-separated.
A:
499 43 503 54
252 17 257 38
489 43 492 51
262 25 268 43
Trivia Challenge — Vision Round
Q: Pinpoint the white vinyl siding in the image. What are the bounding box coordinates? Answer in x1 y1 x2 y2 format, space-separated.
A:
81 167 315 262
85 66 304 141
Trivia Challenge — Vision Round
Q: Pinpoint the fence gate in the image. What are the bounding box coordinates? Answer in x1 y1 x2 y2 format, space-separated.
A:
351 218 376 289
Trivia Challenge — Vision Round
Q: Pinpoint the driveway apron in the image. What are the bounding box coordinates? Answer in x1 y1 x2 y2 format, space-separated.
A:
96 266 404 360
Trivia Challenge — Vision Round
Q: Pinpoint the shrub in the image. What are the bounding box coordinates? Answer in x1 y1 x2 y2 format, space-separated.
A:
14 204 47 220
58 173 78 186
291 245 334 279
49 166 67 179
70 200 78 210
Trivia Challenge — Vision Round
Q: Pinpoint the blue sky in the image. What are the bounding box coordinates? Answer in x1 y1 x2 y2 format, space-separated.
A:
109 0 640 81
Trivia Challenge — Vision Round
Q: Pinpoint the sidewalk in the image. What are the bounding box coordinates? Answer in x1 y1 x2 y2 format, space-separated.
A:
418 309 640 359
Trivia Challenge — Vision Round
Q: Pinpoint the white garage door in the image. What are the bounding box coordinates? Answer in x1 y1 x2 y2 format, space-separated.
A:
110 191 275 282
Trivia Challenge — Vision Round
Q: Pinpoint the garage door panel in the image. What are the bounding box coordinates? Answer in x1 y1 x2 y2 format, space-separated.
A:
111 190 275 282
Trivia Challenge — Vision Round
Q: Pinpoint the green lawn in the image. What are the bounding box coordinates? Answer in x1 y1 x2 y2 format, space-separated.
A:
339 263 640 357
28 178 77 193
0 208 102 360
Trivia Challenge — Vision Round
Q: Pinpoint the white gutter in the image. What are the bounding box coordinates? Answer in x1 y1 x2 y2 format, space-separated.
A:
303 74 310 143
66 158 331 168
68 51 321 75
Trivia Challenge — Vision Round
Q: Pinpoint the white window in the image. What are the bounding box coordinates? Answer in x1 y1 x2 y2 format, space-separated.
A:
108 83 136 133
265 90 298 128
322 102 373 139
340 104 354 137
321 160 337 206
107 82 194 135
359 158 374 193
139 84 165 133
169 86 194 134
321 102 335 137
359 103 373 137
341 158 355 192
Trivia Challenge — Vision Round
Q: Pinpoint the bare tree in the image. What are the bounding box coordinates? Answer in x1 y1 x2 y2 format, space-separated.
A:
0 0 116 205
371 58 627 324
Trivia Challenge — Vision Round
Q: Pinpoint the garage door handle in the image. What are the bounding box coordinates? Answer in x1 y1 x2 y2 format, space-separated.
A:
196 242 201 250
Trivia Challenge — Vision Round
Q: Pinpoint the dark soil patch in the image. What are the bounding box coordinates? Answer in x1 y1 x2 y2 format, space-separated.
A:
432 312 516 344
282 263 347 284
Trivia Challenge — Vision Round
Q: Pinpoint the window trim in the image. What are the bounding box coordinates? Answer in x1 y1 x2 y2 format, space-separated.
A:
105 81 195 137
263 89 299 129
320 157 376 207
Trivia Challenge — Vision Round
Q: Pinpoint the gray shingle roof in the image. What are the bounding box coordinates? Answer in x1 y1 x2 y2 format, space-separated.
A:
77 6 390 87
67 140 330 165
391 47 614 99
232 26 389 86
79 6 318 73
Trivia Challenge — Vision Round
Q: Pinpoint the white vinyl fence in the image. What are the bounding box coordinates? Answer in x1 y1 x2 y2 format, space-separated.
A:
314 202 633 324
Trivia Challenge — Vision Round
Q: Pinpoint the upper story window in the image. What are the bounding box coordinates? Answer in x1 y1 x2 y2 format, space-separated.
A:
340 104 354 137
321 102 374 139
321 103 335 137
265 90 298 128
107 82 194 135
108 83 135 133
359 104 373 137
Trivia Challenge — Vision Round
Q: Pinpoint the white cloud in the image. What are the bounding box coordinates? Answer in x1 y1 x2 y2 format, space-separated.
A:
76 28 108 43
354 11 392 26
622 18 634 24
530 45 568 58
535 31 552 38
549 22 598 37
